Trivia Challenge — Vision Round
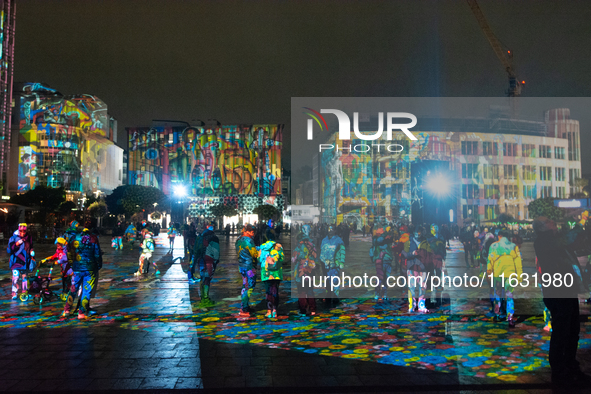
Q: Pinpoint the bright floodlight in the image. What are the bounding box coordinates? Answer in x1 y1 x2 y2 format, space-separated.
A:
425 173 451 197
173 185 187 197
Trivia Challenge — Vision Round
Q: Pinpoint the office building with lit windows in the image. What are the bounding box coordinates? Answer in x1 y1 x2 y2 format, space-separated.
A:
318 108 582 228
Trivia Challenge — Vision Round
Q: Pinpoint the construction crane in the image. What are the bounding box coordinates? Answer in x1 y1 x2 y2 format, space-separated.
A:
467 0 524 97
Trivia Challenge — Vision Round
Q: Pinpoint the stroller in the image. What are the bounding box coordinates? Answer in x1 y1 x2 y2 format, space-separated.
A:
23 258 55 305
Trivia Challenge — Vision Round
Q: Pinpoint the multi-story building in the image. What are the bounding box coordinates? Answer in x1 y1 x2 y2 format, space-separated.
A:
318 108 582 228
9 83 124 201
0 1 16 196
127 121 284 220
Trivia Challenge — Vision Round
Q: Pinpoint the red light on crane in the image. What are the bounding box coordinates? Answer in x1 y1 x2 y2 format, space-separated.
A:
522 81 525 84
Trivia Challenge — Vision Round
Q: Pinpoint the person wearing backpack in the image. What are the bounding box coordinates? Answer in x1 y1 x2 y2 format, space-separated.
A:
259 239 284 318
191 223 220 307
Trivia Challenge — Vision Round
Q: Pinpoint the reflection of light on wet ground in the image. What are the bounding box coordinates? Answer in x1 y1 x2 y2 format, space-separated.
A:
2 235 591 385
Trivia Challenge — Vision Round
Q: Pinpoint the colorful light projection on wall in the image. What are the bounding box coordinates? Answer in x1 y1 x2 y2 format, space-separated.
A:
15 83 117 194
127 124 283 197
18 83 109 137
321 131 574 227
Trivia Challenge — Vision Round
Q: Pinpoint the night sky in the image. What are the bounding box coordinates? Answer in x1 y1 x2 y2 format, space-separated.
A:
14 0 591 172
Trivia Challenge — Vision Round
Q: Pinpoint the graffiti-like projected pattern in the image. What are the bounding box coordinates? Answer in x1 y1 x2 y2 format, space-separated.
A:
322 129 578 227
15 83 117 193
127 124 283 197
18 83 109 137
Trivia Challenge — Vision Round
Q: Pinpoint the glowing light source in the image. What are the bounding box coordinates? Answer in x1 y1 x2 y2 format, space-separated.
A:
425 173 451 197
173 185 187 197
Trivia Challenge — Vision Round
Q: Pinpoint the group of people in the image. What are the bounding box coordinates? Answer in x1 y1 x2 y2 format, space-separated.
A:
8 221 103 320
7 213 591 385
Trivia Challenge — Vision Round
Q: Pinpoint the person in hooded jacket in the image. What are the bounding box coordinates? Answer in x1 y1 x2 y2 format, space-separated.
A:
487 229 522 327
8 223 34 300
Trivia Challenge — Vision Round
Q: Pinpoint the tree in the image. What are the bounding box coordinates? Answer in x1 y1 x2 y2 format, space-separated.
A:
10 186 66 213
570 178 590 198
528 197 564 221
497 213 515 224
58 201 77 213
253 204 280 220
105 185 168 217
88 201 108 219
209 204 238 219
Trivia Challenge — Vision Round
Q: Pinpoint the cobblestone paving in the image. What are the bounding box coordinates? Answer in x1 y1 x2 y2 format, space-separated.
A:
0 232 590 391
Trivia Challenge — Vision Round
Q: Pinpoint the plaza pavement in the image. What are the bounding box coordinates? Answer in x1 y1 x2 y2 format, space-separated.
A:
0 232 589 392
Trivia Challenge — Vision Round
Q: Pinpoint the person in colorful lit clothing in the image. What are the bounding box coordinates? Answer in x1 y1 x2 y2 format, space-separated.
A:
259 239 284 318
235 224 259 317
191 223 220 307
8 223 35 300
292 224 318 315
426 224 446 307
124 223 137 248
370 220 395 301
487 229 522 328
320 225 346 303
403 227 432 313
392 225 411 278
41 237 72 301
480 231 497 318
136 232 159 276
62 224 102 319
167 225 177 251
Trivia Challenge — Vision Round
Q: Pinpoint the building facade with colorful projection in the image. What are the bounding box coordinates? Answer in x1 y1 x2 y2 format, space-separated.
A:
318 108 581 228
127 122 284 218
9 83 123 201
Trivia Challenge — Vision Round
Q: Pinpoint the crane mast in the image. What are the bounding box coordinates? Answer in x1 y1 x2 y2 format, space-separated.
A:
467 0 522 97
